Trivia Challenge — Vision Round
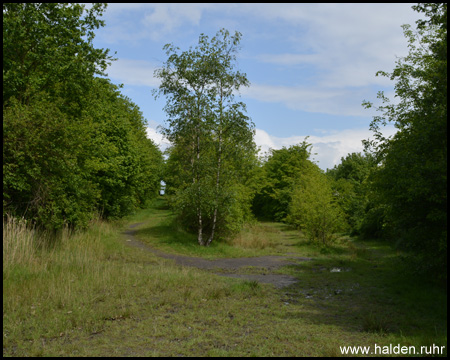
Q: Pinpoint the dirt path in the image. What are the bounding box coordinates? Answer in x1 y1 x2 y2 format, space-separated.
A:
123 223 311 288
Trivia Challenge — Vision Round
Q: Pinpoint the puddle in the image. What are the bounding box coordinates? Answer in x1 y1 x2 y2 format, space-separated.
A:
330 267 351 272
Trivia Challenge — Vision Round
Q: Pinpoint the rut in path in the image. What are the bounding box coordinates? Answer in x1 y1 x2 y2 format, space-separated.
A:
123 223 311 288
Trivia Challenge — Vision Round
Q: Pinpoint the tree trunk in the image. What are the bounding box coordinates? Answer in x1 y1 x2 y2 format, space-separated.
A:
197 207 204 246
195 130 205 246
206 144 220 246
206 87 223 246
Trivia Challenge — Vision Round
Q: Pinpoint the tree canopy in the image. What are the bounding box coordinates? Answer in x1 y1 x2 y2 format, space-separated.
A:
3 3 163 230
252 141 313 222
154 29 257 246
362 3 447 278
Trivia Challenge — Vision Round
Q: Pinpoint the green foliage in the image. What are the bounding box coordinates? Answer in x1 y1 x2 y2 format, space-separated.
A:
327 152 377 236
252 141 312 221
252 141 347 246
82 78 163 218
287 164 347 245
3 3 163 230
154 29 256 245
362 4 447 278
327 152 374 184
3 94 99 229
3 3 113 112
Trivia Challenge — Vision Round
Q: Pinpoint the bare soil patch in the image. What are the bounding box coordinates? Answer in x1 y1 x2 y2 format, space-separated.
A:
123 223 311 288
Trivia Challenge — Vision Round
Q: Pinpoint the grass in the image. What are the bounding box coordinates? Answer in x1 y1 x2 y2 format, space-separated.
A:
128 202 285 259
3 198 447 356
226 222 280 250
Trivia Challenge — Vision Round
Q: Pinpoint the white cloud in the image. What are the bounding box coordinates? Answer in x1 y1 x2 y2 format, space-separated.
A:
146 124 385 170
242 83 378 117
256 53 322 66
254 127 278 150
145 121 398 171
255 126 397 170
139 4 207 41
96 3 419 135
245 4 420 114
102 4 212 43
142 4 203 31
145 123 171 152
107 59 160 87
246 3 418 60
236 4 420 117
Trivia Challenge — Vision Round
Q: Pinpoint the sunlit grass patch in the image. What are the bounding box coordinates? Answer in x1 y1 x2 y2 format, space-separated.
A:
227 223 280 249
133 213 284 259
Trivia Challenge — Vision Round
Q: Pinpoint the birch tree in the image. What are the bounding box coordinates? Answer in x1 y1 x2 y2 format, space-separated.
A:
154 29 255 246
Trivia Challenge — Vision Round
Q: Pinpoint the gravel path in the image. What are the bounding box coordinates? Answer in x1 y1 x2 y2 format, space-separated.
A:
123 223 311 288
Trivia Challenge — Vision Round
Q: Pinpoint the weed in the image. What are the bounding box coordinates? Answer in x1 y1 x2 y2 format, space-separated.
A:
242 280 262 296
362 311 391 334
244 279 260 290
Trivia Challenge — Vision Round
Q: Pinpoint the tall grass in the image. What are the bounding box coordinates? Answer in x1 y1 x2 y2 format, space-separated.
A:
3 215 37 270
3 213 126 348
3 214 108 275
228 223 279 249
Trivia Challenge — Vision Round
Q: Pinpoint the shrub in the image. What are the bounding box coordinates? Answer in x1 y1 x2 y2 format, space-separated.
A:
287 168 347 245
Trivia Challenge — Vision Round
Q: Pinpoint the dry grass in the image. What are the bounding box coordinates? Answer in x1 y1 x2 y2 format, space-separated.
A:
3 215 38 270
3 214 111 276
227 223 280 249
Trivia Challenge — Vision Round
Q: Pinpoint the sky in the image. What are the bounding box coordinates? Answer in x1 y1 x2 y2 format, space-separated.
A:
91 3 421 170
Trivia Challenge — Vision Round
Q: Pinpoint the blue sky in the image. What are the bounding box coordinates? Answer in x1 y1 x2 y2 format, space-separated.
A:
92 3 421 170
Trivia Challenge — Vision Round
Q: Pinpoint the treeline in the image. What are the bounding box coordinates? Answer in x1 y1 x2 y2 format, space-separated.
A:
253 143 351 244
3 3 163 230
3 4 446 280
256 3 447 280
362 3 447 279
251 142 383 244
157 5 446 280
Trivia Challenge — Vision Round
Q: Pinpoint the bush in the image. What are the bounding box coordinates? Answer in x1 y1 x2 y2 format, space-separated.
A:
287 168 347 245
